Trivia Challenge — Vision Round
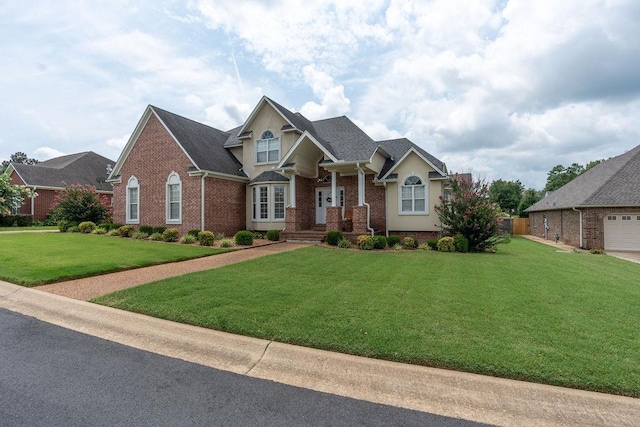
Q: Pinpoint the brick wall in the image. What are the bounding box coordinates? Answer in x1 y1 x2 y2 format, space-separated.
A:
203 176 246 235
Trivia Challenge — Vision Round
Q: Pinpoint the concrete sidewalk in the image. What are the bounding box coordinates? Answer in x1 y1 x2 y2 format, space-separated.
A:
1 281 638 426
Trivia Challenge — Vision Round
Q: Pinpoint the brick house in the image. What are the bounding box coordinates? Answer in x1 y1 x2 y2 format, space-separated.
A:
107 96 449 240
6 151 114 221
526 144 640 251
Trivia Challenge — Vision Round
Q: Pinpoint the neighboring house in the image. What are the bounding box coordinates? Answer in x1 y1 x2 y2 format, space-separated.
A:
107 96 448 240
6 151 115 221
526 144 640 251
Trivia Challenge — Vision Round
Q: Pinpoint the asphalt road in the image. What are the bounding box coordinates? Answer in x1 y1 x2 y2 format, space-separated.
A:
0 308 486 427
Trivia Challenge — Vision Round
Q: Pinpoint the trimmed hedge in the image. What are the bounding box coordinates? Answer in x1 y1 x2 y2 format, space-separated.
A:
1 214 34 227
198 231 215 246
326 230 344 246
387 235 401 247
266 229 280 241
139 225 154 235
235 230 254 246
373 235 387 249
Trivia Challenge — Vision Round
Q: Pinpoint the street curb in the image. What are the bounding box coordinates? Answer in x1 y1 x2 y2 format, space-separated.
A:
1 281 639 426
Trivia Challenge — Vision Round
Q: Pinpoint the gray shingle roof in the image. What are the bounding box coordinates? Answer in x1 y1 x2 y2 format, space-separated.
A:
311 116 377 161
11 151 115 192
151 106 246 178
377 138 446 179
526 144 640 212
249 171 289 184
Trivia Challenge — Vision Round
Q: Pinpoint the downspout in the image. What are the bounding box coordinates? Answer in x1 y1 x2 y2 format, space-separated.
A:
572 207 583 248
356 163 375 237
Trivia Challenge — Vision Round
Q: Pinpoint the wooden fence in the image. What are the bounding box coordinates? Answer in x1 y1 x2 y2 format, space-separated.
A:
512 218 530 235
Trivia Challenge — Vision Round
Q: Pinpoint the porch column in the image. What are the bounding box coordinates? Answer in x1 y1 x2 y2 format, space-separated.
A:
331 170 337 207
289 174 296 208
357 167 364 206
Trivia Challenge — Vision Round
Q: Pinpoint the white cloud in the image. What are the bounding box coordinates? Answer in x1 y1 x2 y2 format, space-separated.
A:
34 147 65 160
299 65 350 119
105 134 130 150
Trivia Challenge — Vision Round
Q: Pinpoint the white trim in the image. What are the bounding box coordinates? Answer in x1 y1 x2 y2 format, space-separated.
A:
187 169 249 183
166 171 182 224
252 183 288 222
276 131 339 169
381 147 447 180
236 96 298 138
398 173 428 215
126 175 140 224
255 130 281 165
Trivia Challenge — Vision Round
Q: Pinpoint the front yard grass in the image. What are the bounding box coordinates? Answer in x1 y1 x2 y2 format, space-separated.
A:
92 237 640 397
0 232 228 286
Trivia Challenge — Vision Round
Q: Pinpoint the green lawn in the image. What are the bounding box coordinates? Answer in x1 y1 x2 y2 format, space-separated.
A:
0 232 228 286
92 237 640 397
0 226 58 232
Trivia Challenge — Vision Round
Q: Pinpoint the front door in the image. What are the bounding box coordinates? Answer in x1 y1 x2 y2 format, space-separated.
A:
316 187 344 224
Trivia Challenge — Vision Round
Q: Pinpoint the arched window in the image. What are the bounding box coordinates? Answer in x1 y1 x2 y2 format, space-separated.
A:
166 172 182 223
256 130 280 164
400 175 427 213
126 176 139 223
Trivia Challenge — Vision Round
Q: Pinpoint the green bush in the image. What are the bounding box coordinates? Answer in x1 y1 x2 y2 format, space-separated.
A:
427 239 439 250
78 221 96 234
214 232 226 240
97 222 110 230
437 236 455 252
107 229 119 237
418 243 430 250
337 238 351 248
67 226 80 233
162 228 179 242
356 235 374 250
180 234 197 244
149 232 163 241
266 229 280 241
153 226 167 234
92 227 107 235
187 229 201 239
235 230 254 246
403 237 418 249
0 214 33 227
220 238 233 248
109 223 124 231
198 231 215 246
392 243 402 251
58 220 78 232
373 235 387 249
387 235 401 247
117 225 134 237
132 231 148 239
140 225 154 235
326 230 344 246
590 248 605 255
454 234 469 253
252 231 264 240
49 183 111 224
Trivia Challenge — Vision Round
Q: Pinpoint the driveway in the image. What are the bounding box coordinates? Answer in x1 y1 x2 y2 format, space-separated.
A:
606 251 640 264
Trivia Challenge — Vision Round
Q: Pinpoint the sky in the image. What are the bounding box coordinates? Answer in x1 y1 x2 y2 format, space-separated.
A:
1 0 639 189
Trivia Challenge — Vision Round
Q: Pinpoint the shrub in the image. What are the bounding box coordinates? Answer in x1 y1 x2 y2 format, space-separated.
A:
252 231 264 240
266 229 280 241
387 235 401 247
132 231 148 239
373 235 387 249
117 225 134 237
357 235 374 250
590 248 605 255
427 239 439 250
220 238 233 248
162 228 179 242
326 230 344 246
92 227 107 235
337 238 351 248
453 234 469 253
49 183 111 224
149 232 163 241
187 229 201 239
198 231 215 246
153 226 167 234
78 221 96 234
58 220 78 232
418 243 429 250
392 243 402 251
107 229 119 237
67 226 80 233
437 236 455 252
109 223 124 230
235 230 254 246
403 237 418 249
140 225 154 235
0 214 33 227
180 234 197 244
97 222 110 230
214 232 226 240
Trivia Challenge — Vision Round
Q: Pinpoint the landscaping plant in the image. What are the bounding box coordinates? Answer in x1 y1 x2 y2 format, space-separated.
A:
235 230 254 246
50 183 111 224
326 230 344 246
266 229 280 241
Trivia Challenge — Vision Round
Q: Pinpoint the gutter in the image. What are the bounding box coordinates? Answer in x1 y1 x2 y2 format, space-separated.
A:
356 163 375 237
572 207 583 249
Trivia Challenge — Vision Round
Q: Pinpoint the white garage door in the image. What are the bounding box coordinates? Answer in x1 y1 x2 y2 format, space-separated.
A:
604 214 640 251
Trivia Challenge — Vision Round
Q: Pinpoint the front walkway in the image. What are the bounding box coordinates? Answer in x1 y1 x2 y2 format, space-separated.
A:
521 235 640 264
35 242 310 301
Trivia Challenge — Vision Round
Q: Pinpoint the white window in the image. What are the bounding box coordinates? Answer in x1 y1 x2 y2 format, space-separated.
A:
256 130 280 164
400 175 427 214
166 172 182 223
126 176 139 224
252 184 287 221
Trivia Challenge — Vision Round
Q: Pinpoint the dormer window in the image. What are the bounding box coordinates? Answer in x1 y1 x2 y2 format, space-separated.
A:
256 130 280 164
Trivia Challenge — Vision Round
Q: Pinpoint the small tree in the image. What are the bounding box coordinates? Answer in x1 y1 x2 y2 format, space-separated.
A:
435 174 501 252
50 183 111 224
0 174 35 215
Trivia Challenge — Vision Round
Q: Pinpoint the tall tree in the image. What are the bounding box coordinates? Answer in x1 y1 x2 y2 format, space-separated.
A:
517 188 542 218
544 163 584 192
0 152 40 174
489 179 524 215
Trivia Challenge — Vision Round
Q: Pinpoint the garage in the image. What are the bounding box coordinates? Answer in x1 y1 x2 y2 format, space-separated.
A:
604 214 640 251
